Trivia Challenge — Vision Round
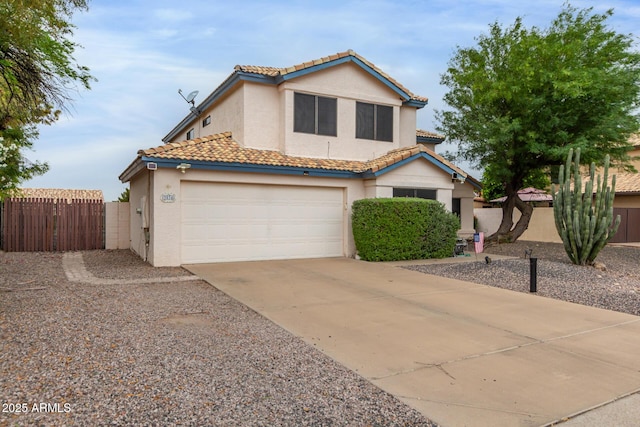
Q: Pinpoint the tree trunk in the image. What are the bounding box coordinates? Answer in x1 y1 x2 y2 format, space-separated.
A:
487 190 534 243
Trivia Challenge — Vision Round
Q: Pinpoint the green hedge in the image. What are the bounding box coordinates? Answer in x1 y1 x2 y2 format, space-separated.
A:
352 198 460 262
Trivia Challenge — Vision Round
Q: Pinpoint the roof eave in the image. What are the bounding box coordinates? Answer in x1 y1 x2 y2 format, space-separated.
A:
417 136 444 144
119 157 146 183
404 99 428 109
138 156 361 179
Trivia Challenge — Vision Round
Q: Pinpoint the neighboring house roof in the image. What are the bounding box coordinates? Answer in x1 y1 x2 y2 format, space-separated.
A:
490 187 552 203
416 129 445 144
121 132 481 189
612 173 640 195
163 50 429 143
600 133 640 194
14 188 104 201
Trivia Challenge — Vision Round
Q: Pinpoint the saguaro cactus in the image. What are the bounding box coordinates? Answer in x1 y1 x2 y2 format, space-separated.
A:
552 148 620 265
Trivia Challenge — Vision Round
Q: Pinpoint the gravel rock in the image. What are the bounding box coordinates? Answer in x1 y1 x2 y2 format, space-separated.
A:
0 250 436 427
405 241 640 316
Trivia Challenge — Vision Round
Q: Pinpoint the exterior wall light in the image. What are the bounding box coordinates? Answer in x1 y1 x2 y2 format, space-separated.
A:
452 172 466 184
177 163 191 173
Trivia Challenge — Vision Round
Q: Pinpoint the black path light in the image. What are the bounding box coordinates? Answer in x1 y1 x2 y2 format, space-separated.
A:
530 258 537 293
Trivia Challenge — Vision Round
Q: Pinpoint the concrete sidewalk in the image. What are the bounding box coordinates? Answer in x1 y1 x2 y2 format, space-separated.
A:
185 258 640 427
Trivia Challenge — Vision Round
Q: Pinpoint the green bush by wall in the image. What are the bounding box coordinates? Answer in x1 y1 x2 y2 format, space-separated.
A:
352 198 460 262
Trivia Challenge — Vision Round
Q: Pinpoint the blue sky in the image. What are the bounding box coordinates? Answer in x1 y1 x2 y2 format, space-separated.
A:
24 0 640 201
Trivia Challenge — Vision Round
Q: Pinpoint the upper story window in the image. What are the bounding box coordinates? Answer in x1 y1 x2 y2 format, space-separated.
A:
202 115 211 127
186 128 195 140
356 102 393 142
294 92 337 136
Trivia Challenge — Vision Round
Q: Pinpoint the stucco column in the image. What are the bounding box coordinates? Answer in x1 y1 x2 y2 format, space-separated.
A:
148 170 183 266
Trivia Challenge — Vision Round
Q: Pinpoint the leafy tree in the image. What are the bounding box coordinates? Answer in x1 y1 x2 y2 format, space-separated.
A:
118 188 130 202
0 0 93 197
481 164 550 203
0 129 49 198
437 4 640 243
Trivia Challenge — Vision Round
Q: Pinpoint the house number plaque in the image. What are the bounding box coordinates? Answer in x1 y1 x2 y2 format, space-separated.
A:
161 193 176 203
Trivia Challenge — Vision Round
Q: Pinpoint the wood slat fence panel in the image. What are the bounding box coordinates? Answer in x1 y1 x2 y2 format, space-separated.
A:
1 198 104 252
57 199 104 251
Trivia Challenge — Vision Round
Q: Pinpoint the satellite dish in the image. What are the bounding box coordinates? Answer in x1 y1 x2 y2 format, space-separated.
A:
186 90 199 103
178 89 199 106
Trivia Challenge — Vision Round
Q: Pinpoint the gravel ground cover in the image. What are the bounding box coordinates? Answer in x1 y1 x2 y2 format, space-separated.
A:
405 241 640 316
1 250 435 427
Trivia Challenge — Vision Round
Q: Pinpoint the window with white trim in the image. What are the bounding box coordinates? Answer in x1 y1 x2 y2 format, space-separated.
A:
186 128 195 140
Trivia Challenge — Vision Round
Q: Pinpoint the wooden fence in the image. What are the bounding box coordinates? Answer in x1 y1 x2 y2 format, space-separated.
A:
1 198 104 252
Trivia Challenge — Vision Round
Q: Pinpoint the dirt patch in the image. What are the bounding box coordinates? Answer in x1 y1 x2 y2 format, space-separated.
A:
160 312 215 327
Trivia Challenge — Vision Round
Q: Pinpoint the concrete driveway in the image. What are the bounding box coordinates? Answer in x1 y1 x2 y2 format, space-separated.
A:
185 257 640 427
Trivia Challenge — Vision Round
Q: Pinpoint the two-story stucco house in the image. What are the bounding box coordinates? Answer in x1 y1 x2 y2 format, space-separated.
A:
119 50 480 266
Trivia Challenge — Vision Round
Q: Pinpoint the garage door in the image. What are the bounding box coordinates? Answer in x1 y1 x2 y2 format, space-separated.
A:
181 182 344 263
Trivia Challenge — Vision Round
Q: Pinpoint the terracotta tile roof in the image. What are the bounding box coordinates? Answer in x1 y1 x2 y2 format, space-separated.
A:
416 129 445 140
579 171 640 195
614 173 640 194
141 132 476 184
15 188 104 201
234 65 281 77
236 50 428 103
142 132 367 172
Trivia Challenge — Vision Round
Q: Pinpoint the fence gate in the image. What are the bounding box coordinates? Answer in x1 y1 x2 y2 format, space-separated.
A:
1 198 104 252
611 208 640 244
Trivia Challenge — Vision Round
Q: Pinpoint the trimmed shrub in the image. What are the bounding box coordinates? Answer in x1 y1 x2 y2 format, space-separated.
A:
352 198 460 262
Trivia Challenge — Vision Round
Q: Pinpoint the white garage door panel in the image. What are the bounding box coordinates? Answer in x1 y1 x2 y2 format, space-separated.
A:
181 182 344 263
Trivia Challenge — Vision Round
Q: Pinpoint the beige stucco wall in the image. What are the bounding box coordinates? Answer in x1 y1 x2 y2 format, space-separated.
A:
399 107 418 149
474 207 562 243
147 168 182 266
204 85 245 143
105 202 130 250
243 82 280 150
